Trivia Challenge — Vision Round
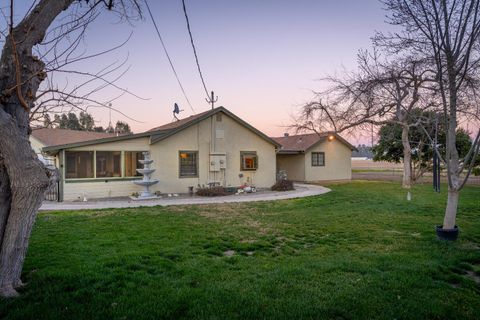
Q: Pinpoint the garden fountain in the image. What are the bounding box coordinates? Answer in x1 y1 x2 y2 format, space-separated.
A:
132 151 159 199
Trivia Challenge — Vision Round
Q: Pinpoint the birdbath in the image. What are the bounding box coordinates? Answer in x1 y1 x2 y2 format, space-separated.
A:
132 152 159 199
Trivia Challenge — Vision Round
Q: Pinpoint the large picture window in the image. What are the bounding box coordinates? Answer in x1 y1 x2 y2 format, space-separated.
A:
125 151 145 177
311 152 325 167
240 151 258 171
179 151 198 177
65 151 94 179
96 151 122 177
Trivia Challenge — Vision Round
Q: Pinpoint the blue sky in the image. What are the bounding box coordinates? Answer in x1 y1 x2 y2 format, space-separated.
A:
8 0 390 144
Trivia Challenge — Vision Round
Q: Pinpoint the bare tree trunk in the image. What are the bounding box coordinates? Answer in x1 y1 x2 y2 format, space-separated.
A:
0 110 49 297
401 125 412 189
0 161 11 248
443 189 459 229
0 0 75 297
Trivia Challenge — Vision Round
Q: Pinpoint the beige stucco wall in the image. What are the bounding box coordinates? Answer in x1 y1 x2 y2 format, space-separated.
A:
60 112 277 200
303 139 352 181
276 154 305 181
63 180 142 201
149 113 277 194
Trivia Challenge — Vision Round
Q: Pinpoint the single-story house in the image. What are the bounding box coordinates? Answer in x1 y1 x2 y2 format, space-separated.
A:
32 107 354 201
38 107 280 201
272 132 355 182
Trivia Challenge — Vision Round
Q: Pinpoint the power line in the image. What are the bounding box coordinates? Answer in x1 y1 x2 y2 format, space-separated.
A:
181 0 211 101
144 0 195 114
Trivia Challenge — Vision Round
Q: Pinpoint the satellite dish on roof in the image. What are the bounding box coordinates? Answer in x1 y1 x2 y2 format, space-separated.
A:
173 103 180 114
172 103 184 121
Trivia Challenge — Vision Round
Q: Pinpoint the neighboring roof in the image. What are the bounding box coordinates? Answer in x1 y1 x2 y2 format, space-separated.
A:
42 107 281 153
31 128 117 147
272 132 356 154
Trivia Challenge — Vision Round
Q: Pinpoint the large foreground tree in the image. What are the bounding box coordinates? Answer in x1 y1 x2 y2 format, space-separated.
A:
0 0 141 297
377 0 480 232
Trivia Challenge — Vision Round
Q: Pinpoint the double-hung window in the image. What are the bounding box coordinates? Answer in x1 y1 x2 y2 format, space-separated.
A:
179 151 198 177
311 152 325 167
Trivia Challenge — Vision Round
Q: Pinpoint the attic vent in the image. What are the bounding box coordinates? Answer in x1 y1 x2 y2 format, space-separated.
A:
216 114 222 122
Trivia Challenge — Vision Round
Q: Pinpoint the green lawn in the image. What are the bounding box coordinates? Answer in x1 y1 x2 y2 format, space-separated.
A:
1 182 480 319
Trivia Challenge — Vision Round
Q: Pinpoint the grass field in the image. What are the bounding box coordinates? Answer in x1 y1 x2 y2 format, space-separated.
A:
1 182 480 319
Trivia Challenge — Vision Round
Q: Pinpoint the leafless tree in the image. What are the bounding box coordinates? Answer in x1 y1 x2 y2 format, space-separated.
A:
295 50 436 190
376 0 480 232
0 0 142 297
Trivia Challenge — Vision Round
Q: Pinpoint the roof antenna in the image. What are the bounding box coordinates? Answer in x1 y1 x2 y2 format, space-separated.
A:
206 91 218 109
173 102 184 121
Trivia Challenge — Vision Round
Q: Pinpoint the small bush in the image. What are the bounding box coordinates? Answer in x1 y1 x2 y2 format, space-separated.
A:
473 167 480 176
271 179 294 191
196 186 230 197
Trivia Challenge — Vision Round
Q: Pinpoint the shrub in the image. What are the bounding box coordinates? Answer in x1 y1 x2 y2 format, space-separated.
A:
196 186 231 197
271 179 294 191
473 167 480 176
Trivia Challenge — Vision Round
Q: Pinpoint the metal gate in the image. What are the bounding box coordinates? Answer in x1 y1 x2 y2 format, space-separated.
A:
44 180 60 202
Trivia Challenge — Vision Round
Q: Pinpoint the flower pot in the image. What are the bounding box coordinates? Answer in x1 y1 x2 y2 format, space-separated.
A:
436 225 459 241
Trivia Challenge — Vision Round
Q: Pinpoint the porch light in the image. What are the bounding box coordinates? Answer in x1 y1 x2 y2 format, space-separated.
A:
328 135 335 141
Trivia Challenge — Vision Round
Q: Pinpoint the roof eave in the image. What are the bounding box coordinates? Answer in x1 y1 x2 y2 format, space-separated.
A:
42 131 155 153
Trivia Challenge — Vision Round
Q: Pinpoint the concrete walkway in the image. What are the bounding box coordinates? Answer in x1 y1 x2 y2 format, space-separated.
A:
39 183 330 211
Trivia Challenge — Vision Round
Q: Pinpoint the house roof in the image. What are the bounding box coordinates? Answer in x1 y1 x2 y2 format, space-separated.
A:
42 107 281 153
272 132 356 154
31 128 117 147
147 109 212 132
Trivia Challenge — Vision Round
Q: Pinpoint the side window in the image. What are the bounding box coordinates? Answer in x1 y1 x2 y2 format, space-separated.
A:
179 151 198 177
240 151 258 170
311 152 325 167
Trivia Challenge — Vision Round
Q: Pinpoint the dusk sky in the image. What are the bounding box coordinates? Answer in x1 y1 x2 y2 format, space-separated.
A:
11 0 392 145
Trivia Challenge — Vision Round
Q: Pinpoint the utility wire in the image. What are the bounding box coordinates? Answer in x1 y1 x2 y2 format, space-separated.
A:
145 0 195 114
182 0 211 100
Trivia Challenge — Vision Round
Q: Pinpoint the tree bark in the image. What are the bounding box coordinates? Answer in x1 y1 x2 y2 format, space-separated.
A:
443 189 459 230
0 109 49 297
0 0 75 297
0 161 11 249
401 125 412 189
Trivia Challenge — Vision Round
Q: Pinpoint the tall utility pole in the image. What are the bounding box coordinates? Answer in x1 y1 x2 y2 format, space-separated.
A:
206 91 218 109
